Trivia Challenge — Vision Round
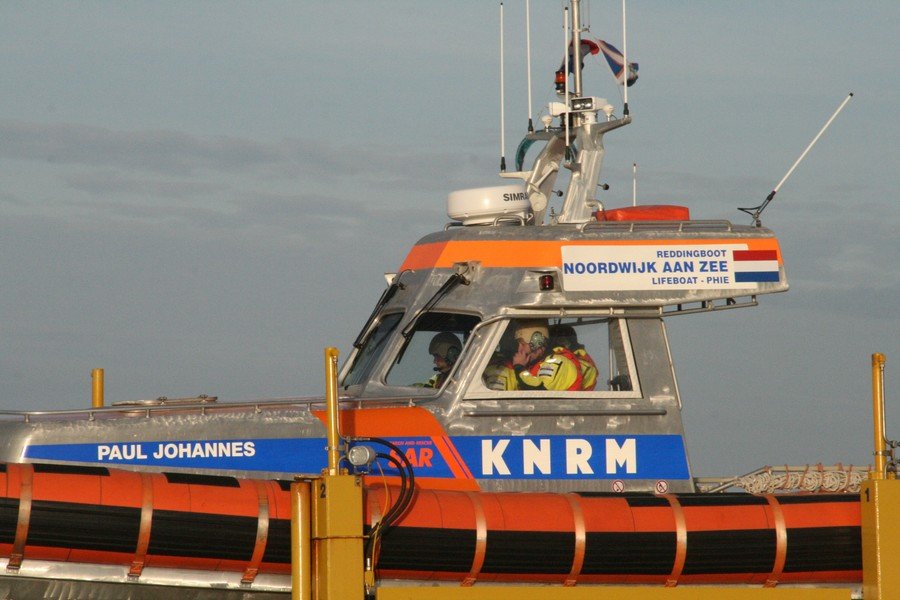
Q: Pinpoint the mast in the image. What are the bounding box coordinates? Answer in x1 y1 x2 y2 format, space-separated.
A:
571 0 584 99
555 0 631 224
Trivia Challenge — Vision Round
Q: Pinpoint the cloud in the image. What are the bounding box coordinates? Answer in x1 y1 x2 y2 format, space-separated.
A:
1 120 479 203
1 121 282 176
63 170 226 199
0 121 459 247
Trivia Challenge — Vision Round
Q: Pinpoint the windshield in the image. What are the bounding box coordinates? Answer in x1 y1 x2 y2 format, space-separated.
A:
342 312 403 388
385 312 480 389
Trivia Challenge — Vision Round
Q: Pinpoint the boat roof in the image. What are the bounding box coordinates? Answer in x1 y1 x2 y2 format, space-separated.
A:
397 218 787 310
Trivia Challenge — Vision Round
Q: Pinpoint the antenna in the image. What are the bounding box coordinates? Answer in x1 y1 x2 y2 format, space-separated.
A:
499 2 506 172
739 92 854 226
622 0 629 115
632 162 637 206
525 0 534 133
563 6 570 149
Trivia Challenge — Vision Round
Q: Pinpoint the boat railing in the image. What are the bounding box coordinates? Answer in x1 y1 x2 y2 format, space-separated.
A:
695 463 870 494
0 393 440 423
0 396 323 422
445 213 531 230
580 219 736 233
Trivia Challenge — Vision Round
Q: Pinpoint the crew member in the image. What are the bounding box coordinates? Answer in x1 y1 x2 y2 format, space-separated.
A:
511 320 583 391
423 332 462 389
550 324 599 390
483 327 519 390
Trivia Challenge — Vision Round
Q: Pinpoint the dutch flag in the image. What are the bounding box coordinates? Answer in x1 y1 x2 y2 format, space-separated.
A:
733 250 780 283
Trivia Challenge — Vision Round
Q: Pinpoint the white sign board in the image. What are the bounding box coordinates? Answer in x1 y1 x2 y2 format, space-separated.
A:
561 244 780 291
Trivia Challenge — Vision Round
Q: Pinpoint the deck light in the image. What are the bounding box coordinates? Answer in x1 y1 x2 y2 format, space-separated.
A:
347 444 377 467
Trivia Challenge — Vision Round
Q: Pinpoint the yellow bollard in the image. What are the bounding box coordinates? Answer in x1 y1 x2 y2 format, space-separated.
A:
870 353 889 479
91 368 104 408
862 352 900 600
324 347 341 475
313 346 365 599
290 480 312 600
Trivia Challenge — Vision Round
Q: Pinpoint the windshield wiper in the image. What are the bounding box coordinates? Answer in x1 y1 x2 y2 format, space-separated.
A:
401 271 469 339
353 272 408 349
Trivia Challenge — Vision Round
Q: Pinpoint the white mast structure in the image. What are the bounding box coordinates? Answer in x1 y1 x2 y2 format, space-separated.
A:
500 0 632 226
554 0 630 224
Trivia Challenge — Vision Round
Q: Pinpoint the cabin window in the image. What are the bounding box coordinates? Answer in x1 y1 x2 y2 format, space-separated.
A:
480 317 637 395
342 312 403 388
384 312 480 389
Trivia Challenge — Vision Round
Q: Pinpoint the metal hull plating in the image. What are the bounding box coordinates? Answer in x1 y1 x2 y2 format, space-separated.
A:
0 562 289 600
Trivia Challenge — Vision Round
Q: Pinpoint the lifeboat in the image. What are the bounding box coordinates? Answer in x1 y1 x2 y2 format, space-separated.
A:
0 1 875 598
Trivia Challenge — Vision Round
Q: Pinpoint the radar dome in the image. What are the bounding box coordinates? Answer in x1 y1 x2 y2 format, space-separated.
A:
447 184 530 226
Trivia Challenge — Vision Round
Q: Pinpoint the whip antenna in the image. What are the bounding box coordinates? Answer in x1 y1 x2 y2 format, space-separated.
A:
499 2 507 172
622 0 629 115
632 162 637 206
563 6 570 149
740 92 853 226
525 0 534 133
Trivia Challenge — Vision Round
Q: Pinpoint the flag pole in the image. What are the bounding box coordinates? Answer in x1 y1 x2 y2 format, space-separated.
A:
571 0 583 98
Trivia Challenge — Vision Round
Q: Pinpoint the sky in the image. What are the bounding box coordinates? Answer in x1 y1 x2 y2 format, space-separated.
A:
0 1 897 477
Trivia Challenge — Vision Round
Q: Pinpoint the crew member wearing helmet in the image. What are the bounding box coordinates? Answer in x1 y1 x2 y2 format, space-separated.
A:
549 324 598 391
423 332 462 389
483 326 519 390
511 319 583 391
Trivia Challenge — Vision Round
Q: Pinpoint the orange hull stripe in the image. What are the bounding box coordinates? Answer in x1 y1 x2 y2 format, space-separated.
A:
400 238 783 271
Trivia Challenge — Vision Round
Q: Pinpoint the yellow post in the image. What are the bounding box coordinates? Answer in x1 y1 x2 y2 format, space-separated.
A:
313 474 364 599
291 480 312 600
862 477 900 600
862 352 900 600
91 368 104 408
312 346 365 599
324 347 341 475
871 353 889 479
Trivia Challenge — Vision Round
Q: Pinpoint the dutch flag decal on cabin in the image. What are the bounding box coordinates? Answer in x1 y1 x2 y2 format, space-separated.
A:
732 250 780 283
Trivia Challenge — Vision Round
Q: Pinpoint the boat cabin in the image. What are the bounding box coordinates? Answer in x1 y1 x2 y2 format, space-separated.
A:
337 213 787 493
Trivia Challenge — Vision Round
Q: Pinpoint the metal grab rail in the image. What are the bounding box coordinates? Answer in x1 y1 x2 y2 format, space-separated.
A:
0 395 323 423
581 218 737 233
0 392 448 423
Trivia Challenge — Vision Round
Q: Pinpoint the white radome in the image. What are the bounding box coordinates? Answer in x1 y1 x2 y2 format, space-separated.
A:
447 184 530 226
